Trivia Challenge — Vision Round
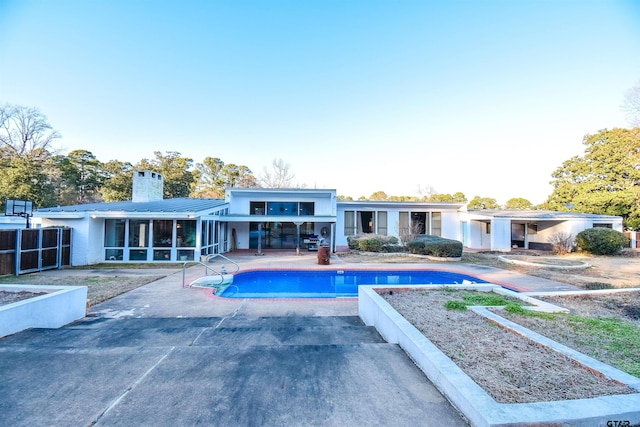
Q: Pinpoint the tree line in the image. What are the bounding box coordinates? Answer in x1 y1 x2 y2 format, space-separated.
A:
0 104 299 211
2 97 640 230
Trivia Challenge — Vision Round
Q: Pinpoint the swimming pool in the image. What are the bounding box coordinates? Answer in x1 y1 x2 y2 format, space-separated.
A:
217 269 488 298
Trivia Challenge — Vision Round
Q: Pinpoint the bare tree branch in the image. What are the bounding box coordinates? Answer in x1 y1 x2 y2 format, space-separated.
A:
259 158 295 188
622 80 640 127
0 104 61 159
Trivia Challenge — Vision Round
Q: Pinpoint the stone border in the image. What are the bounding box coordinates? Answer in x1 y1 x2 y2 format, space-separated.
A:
498 255 590 269
0 284 88 338
358 284 640 427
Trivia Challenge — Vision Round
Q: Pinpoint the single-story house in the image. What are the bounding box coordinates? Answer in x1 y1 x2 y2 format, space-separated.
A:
26 170 625 266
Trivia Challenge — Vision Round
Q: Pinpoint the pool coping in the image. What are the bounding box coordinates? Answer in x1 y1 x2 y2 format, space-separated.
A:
358 284 640 427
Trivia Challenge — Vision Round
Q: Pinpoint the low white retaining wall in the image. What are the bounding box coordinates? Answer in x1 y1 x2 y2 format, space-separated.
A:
358 284 640 427
0 285 88 338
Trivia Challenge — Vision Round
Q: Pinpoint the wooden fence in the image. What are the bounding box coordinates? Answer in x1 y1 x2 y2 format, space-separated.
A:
0 228 71 275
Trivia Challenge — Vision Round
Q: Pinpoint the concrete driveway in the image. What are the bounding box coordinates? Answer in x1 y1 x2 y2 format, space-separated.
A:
0 254 473 426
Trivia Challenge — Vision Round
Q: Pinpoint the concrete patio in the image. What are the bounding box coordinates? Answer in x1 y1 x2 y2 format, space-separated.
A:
0 252 603 426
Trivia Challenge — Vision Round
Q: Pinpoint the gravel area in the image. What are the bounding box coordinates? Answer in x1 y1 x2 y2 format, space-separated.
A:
382 288 637 404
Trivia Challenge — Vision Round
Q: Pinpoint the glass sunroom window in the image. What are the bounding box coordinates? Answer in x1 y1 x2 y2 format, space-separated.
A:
153 220 173 261
104 219 125 261
129 220 149 261
177 220 196 261
105 219 125 247
267 202 298 216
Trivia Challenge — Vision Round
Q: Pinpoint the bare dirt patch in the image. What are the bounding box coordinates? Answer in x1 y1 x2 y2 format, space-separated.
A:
0 290 48 306
0 267 176 306
382 288 637 403
462 250 640 289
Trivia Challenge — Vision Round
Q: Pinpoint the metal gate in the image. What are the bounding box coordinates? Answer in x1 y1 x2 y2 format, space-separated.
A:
0 228 71 275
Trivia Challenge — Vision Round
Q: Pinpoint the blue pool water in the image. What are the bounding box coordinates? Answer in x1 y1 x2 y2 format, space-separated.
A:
218 269 488 298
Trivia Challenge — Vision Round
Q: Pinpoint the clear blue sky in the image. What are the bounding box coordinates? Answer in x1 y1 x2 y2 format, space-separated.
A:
1 0 639 204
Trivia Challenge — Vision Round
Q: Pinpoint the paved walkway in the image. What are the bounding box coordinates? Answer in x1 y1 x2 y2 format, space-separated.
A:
0 253 579 426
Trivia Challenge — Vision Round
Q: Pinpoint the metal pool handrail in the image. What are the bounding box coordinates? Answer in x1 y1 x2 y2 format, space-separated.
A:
181 254 240 288
204 253 240 273
182 261 224 288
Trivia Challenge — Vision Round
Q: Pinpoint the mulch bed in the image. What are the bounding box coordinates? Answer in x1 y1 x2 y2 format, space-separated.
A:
382 288 636 404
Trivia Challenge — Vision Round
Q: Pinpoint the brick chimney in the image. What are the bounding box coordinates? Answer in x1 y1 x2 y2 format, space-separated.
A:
132 170 164 202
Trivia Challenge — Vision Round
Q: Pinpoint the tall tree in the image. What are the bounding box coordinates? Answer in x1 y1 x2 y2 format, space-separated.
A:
467 196 500 210
192 156 226 198
100 160 133 202
505 197 533 210
369 191 389 201
547 127 640 229
430 192 468 203
53 150 104 204
0 155 56 210
137 151 196 199
191 157 258 198
218 163 258 189
0 104 60 160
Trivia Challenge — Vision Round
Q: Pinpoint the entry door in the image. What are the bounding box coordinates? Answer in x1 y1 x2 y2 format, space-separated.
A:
511 223 525 248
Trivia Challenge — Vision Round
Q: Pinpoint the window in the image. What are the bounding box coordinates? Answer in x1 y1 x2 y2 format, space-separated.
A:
252 201 315 216
357 211 374 233
105 219 125 247
344 211 355 235
377 211 387 235
153 220 173 247
176 220 196 247
593 223 612 229
104 219 125 260
153 220 173 261
411 212 426 234
250 201 265 215
399 212 409 236
177 220 196 261
267 202 299 216
431 212 441 236
129 220 149 261
486 223 491 234
299 202 314 215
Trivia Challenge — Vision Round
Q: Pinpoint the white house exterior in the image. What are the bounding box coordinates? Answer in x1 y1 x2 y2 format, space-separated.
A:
222 188 337 252
22 172 626 266
462 209 624 252
335 200 465 250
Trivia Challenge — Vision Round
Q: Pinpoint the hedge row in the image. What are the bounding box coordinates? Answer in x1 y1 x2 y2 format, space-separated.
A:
346 234 400 252
405 235 463 258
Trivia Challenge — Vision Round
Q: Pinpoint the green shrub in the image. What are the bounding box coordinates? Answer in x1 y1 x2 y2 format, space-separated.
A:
444 300 467 311
406 235 463 257
575 228 628 255
585 282 614 290
347 234 400 252
346 235 360 250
